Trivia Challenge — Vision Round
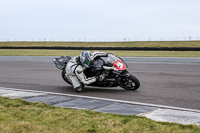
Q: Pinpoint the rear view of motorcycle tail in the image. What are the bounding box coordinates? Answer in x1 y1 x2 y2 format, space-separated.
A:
53 56 72 85
53 53 140 92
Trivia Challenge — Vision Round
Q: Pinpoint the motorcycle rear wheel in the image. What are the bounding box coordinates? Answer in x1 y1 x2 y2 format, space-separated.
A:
61 70 72 85
120 74 140 90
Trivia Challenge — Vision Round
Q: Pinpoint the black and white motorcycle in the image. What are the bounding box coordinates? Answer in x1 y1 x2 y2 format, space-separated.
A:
53 54 140 91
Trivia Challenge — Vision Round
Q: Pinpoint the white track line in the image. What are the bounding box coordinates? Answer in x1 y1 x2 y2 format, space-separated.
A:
1 86 200 113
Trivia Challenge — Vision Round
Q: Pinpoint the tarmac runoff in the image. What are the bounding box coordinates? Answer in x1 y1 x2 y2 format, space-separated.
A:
0 87 200 126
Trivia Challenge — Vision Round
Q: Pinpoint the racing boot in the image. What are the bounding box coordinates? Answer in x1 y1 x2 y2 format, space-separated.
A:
74 85 83 92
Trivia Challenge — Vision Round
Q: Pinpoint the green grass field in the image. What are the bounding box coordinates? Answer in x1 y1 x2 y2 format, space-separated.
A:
0 41 200 57
1 41 200 47
0 97 199 133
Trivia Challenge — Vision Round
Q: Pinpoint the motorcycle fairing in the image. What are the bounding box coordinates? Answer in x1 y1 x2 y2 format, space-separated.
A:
113 59 127 71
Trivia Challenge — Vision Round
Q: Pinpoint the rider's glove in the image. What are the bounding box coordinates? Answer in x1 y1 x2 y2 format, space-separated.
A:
96 75 105 82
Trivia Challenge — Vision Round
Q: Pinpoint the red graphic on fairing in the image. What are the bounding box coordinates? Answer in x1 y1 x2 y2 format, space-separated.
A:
112 59 127 71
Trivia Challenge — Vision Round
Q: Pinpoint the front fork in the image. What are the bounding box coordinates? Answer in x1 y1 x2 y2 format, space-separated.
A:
118 71 131 85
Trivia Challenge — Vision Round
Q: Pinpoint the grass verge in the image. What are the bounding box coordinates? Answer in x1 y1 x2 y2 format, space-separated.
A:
0 96 199 133
0 49 200 57
1 41 200 47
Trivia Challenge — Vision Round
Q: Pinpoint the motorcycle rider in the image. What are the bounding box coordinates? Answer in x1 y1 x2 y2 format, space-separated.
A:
66 51 108 92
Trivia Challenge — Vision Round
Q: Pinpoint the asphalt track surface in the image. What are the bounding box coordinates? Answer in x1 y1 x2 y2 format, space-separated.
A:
0 56 200 110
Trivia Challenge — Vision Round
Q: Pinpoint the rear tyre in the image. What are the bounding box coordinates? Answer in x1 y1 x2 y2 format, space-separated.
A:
120 74 140 90
61 70 72 85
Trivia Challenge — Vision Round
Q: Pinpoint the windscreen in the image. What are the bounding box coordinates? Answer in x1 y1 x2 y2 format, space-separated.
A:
107 54 118 65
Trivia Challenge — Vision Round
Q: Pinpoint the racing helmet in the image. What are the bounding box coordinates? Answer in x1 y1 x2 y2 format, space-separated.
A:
80 51 94 68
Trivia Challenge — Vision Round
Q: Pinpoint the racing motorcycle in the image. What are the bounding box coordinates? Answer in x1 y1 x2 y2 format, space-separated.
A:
53 54 140 91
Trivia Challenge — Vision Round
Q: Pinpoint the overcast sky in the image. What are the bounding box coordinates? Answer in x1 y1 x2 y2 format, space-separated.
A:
0 0 200 41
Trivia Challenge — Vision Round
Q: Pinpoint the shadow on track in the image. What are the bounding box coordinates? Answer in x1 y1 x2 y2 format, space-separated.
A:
57 85 138 94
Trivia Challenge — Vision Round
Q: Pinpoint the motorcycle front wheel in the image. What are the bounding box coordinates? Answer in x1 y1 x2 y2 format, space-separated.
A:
119 74 140 90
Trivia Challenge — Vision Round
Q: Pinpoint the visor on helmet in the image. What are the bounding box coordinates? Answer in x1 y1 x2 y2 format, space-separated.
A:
80 51 94 68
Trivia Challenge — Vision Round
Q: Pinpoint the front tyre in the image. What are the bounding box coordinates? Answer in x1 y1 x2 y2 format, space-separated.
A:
119 74 140 90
